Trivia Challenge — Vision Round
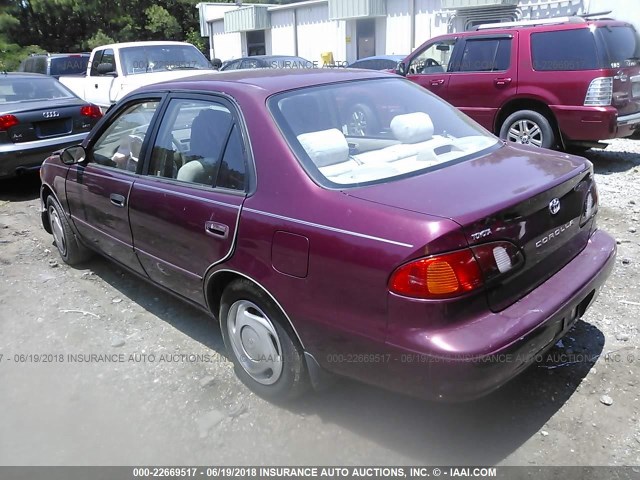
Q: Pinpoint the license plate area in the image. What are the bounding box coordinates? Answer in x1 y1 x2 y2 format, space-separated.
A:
632 76 640 98
35 118 72 138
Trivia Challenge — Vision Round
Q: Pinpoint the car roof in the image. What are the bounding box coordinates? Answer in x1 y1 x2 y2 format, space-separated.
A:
137 68 393 98
97 41 194 50
0 72 51 79
352 55 406 62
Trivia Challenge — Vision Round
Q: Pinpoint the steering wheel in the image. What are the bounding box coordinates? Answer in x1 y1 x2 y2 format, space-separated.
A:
425 58 441 67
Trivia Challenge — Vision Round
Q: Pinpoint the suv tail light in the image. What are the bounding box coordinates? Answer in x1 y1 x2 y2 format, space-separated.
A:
389 242 524 300
0 114 19 132
80 105 102 118
584 77 613 106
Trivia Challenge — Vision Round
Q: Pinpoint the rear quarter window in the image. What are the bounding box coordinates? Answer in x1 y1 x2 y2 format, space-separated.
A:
531 29 599 71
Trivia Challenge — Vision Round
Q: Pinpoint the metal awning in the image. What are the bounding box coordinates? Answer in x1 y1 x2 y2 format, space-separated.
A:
328 0 386 20
224 5 270 33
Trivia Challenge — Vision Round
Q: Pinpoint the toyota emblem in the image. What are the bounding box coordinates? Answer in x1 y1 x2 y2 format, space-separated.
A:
549 198 561 215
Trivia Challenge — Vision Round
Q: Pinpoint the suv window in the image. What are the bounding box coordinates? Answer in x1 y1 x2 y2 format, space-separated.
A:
408 39 456 74
531 29 598 71
91 101 160 171
596 26 640 67
457 38 511 72
50 56 89 76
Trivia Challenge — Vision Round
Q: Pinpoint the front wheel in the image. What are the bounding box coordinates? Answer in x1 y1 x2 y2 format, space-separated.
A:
47 196 92 265
220 279 309 401
499 110 555 149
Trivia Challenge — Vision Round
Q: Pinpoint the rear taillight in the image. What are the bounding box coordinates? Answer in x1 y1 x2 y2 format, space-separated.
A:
0 114 19 131
80 105 102 118
389 249 483 299
389 241 524 300
584 77 613 106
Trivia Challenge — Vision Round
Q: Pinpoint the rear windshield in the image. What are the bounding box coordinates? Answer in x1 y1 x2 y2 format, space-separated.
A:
50 56 89 76
269 78 498 188
0 77 75 103
596 26 640 67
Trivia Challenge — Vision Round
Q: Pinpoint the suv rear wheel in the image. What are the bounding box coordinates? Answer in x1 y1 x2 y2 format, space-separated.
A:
500 110 555 149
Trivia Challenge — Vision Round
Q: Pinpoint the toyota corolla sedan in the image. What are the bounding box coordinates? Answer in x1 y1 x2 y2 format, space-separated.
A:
39 69 615 401
0 72 102 179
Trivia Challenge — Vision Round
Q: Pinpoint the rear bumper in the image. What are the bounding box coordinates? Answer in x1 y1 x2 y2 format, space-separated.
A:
0 133 86 178
383 229 616 401
550 105 640 141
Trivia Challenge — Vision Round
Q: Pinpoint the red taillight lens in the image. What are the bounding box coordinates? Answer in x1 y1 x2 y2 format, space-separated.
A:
80 105 102 118
389 249 483 299
0 114 19 132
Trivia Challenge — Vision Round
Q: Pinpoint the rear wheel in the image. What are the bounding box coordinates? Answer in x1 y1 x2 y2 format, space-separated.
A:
220 279 309 401
500 110 555 149
47 196 92 265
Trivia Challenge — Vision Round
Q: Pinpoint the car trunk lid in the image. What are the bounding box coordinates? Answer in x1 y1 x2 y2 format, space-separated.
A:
346 143 594 311
2 99 87 143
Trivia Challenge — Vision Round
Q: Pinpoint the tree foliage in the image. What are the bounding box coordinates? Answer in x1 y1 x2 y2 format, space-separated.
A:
0 0 309 70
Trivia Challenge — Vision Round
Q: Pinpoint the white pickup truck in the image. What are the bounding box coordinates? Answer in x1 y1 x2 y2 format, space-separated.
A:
59 41 215 109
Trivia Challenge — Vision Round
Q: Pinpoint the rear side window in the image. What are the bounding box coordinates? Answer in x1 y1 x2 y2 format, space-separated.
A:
596 26 640 67
457 38 511 72
531 29 598 71
50 56 89 76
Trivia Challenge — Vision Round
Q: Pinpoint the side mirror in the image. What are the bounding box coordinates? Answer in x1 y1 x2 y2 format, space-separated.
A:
96 63 117 76
60 145 86 165
395 61 407 76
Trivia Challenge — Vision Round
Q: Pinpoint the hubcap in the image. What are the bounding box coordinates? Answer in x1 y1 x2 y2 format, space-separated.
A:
49 206 67 256
507 119 543 147
348 109 367 136
227 300 283 385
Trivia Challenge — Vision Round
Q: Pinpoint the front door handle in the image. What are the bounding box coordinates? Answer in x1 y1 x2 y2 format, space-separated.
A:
494 77 512 86
430 79 445 86
110 193 126 208
205 221 229 239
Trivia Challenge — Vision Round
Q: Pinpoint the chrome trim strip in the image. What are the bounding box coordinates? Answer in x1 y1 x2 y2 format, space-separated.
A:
0 133 87 153
207 269 306 349
618 111 640 126
243 208 414 248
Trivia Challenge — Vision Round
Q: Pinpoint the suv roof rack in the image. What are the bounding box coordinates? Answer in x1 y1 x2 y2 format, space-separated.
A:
474 16 586 31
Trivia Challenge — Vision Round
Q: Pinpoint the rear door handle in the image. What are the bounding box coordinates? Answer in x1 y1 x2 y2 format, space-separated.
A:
110 193 126 208
430 79 445 86
494 77 512 86
205 221 229 239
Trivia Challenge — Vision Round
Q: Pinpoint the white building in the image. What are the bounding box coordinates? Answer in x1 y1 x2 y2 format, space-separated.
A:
196 0 640 65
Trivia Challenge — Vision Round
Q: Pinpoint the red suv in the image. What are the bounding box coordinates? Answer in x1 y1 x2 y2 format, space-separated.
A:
396 17 640 150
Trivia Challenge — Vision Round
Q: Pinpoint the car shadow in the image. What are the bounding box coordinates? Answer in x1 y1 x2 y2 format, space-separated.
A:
73 253 605 465
584 144 640 175
0 173 41 202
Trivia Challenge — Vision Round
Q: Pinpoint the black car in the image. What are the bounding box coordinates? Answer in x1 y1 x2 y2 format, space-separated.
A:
220 55 314 71
0 73 102 179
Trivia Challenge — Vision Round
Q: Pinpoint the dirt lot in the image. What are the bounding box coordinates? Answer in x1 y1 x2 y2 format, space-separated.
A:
0 139 638 467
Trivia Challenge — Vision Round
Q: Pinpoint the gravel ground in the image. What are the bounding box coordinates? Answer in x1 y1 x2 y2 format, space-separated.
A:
0 138 638 467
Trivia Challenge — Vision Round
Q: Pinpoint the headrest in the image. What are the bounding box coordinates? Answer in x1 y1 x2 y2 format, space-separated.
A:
390 112 434 144
297 128 349 167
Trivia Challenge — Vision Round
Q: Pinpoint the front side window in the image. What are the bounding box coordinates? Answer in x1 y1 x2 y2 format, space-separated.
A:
148 99 246 190
456 38 511 72
408 39 456 74
270 78 498 187
91 101 160 171
531 29 598 71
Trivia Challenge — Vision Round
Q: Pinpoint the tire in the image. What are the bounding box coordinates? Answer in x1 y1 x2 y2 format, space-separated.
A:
220 279 309 401
46 196 92 265
345 103 379 137
499 110 555 149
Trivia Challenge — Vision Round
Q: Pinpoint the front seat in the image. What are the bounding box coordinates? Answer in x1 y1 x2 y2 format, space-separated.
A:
177 108 232 184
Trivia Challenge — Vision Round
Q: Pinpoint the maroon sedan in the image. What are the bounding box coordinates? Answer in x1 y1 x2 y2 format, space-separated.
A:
39 69 615 401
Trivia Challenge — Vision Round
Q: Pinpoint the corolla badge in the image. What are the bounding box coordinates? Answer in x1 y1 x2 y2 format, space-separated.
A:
42 111 60 118
548 198 561 215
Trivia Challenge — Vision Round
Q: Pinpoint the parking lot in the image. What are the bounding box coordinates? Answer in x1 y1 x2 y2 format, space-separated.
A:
0 138 638 466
